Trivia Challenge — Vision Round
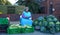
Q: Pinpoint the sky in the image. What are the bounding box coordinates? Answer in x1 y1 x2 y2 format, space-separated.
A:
8 0 18 5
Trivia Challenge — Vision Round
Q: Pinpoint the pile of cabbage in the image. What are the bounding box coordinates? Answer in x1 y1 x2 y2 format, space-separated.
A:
33 15 60 33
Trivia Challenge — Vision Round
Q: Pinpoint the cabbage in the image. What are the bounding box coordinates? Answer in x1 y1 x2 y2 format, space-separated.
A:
38 16 44 21
43 21 48 26
53 18 58 22
40 26 46 32
39 22 42 26
56 27 60 32
9 24 21 29
9 26 18 29
56 22 60 27
27 26 32 28
56 22 60 24
34 15 60 33
50 28 56 33
33 20 39 25
47 15 55 18
49 22 55 27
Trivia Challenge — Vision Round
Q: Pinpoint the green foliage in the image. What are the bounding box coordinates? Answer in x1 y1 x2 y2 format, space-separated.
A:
16 0 41 14
27 2 40 14
0 0 12 5
5 1 12 5
0 5 25 14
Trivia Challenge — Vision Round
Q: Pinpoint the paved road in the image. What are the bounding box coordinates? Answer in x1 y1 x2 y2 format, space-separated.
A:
0 31 60 35
0 21 60 35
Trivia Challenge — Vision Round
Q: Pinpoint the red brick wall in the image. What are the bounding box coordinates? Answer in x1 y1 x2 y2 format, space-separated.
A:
41 0 60 15
47 0 60 15
53 0 60 15
0 14 47 21
0 14 60 21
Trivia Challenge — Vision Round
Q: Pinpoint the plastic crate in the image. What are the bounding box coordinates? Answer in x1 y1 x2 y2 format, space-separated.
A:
0 18 9 25
0 24 9 29
0 30 7 33
0 24 9 30
0 24 9 33
7 24 21 34
7 28 21 34
21 26 34 33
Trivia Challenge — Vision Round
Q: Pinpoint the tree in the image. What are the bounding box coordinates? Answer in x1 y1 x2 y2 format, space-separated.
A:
5 0 12 5
0 0 11 5
16 0 41 14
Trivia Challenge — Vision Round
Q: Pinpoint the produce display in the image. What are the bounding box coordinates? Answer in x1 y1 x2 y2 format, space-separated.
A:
33 15 60 33
0 15 60 34
55 22 60 32
7 24 21 34
0 18 9 24
21 26 34 33
0 18 9 33
7 24 34 34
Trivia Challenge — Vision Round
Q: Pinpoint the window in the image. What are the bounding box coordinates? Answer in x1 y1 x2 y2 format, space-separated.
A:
38 6 45 14
7 6 15 14
49 4 53 14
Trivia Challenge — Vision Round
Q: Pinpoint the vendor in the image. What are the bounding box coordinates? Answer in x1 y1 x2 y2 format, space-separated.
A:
20 7 33 26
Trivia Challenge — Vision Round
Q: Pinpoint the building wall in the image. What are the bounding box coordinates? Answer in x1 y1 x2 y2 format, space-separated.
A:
47 0 60 15
53 0 60 15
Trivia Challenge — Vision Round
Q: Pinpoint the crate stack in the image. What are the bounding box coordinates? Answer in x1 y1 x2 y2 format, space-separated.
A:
0 18 9 33
21 26 34 33
7 24 34 34
7 24 21 34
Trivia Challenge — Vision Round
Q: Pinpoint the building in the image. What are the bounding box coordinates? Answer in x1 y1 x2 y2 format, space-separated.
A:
30 0 60 20
40 0 60 15
38 0 60 20
0 0 60 21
